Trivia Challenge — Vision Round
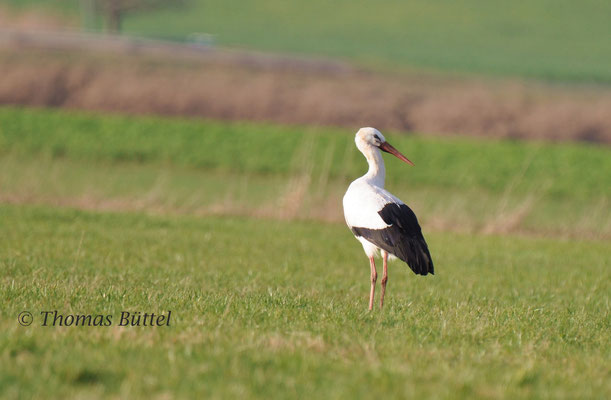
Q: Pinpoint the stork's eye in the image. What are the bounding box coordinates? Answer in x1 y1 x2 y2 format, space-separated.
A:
373 134 381 141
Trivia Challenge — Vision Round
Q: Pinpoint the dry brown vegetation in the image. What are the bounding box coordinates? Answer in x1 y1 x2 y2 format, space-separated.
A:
1 29 611 143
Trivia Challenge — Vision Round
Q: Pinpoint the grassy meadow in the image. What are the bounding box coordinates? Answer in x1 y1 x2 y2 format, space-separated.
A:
1 107 609 237
0 106 610 398
1 205 609 399
5 0 611 82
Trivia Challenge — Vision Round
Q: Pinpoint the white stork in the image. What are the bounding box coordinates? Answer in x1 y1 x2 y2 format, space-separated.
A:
343 127 434 310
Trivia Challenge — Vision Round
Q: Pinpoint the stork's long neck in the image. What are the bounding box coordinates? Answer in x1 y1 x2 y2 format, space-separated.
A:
363 146 385 188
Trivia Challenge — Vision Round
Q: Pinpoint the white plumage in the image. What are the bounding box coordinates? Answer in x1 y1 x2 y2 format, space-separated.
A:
344 180 402 231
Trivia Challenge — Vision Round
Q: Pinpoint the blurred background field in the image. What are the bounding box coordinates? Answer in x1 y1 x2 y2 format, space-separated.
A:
5 0 611 82
1 107 609 239
1 0 611 142
0 1 609 399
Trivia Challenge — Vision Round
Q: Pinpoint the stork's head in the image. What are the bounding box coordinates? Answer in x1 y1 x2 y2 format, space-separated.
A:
355 127 414 166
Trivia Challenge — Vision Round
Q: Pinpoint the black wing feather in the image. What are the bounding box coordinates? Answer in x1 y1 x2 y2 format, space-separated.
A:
351 203 434 275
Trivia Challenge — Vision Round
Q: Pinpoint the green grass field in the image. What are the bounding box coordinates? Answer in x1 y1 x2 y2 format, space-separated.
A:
6 0 611 82
1 107 609 238
1 106 610 398
2 206 609 399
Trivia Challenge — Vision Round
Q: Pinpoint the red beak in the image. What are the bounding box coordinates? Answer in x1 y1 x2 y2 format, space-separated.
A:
378 141 415 166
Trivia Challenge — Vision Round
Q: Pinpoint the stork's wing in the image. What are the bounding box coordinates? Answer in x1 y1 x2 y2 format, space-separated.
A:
351 202 434 276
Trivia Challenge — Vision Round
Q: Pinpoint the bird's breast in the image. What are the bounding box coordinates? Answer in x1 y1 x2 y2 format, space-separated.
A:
343 181 392 230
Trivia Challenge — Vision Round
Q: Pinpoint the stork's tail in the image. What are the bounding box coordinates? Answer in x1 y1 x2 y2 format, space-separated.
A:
405 236 434 276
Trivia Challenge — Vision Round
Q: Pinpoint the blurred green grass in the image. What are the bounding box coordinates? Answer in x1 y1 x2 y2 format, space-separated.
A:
7 0 611 82
1 205 609 399
1 106 609 238
1 106 609 199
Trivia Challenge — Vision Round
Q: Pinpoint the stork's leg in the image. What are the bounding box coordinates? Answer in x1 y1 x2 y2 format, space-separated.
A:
368 256 377 311
380 251 389 309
